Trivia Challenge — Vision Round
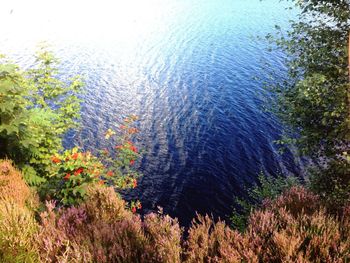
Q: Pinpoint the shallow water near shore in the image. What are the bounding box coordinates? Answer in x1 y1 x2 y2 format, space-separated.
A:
0 0 304 225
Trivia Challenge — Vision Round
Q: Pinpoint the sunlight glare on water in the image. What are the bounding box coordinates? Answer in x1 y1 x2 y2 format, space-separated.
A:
1 0 176 49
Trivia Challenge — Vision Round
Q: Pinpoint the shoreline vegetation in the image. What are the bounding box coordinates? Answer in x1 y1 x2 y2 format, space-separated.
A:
0 0 349 262
1 159 349 262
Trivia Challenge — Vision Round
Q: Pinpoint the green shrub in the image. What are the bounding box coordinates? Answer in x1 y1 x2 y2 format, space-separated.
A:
45 116 142 207
101 115 141 190
0 48 83 186
264 0 350 223
309 157 350 212
47 148 105 205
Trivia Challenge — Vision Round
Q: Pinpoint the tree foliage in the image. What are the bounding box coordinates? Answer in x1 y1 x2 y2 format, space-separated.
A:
267 0 350 157
265 0 350 206
0 48 83 186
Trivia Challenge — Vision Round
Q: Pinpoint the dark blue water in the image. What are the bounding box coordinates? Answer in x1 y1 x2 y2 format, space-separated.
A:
0 0 304 225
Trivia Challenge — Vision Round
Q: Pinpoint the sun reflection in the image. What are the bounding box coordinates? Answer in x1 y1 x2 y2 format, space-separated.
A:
0 0 170 44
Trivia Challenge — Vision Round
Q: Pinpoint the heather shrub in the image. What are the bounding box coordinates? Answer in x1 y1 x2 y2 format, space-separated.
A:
0 160 31 207
0 202 39 262
247 208 342 262
263 186 321 217
184 215 212 262
231 173 300 231
143 210 182 263
82 184 130 223
341 203 350 246
80 189 153 262
36 186 186 263
37 189 172 263
245 209 282 262
1 163 348 263
37 201 93 262
184 214 257 263
83 216 149 262
300 211 344 261
248 207 308 262
2 153 349 263
0 160 39 262
245 187 350 262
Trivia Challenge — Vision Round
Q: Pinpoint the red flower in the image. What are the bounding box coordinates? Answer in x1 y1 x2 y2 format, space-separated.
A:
107 171 113 177
131 207 137 213
127 141 133 145
130 146 138 153
130 160 135 166
64 173 71 180
72 153 79 160
51 156 61 164
115 145 123 150
133 179 137 188
99 180 105 185
74 168 84 176
128 128 138 134
120 125 127 129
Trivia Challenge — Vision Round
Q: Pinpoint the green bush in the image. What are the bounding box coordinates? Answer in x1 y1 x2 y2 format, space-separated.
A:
0 48 83 186
47 148 105 205
0 49 142 208
309 157 350 212
45 116 142 207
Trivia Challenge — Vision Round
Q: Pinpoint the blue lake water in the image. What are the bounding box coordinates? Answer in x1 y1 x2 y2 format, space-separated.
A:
0 0 303 225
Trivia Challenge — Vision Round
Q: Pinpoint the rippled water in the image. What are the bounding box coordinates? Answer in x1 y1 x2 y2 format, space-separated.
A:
1 0 303 225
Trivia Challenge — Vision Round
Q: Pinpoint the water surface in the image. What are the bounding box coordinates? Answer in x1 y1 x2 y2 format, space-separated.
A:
0 0 303 225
